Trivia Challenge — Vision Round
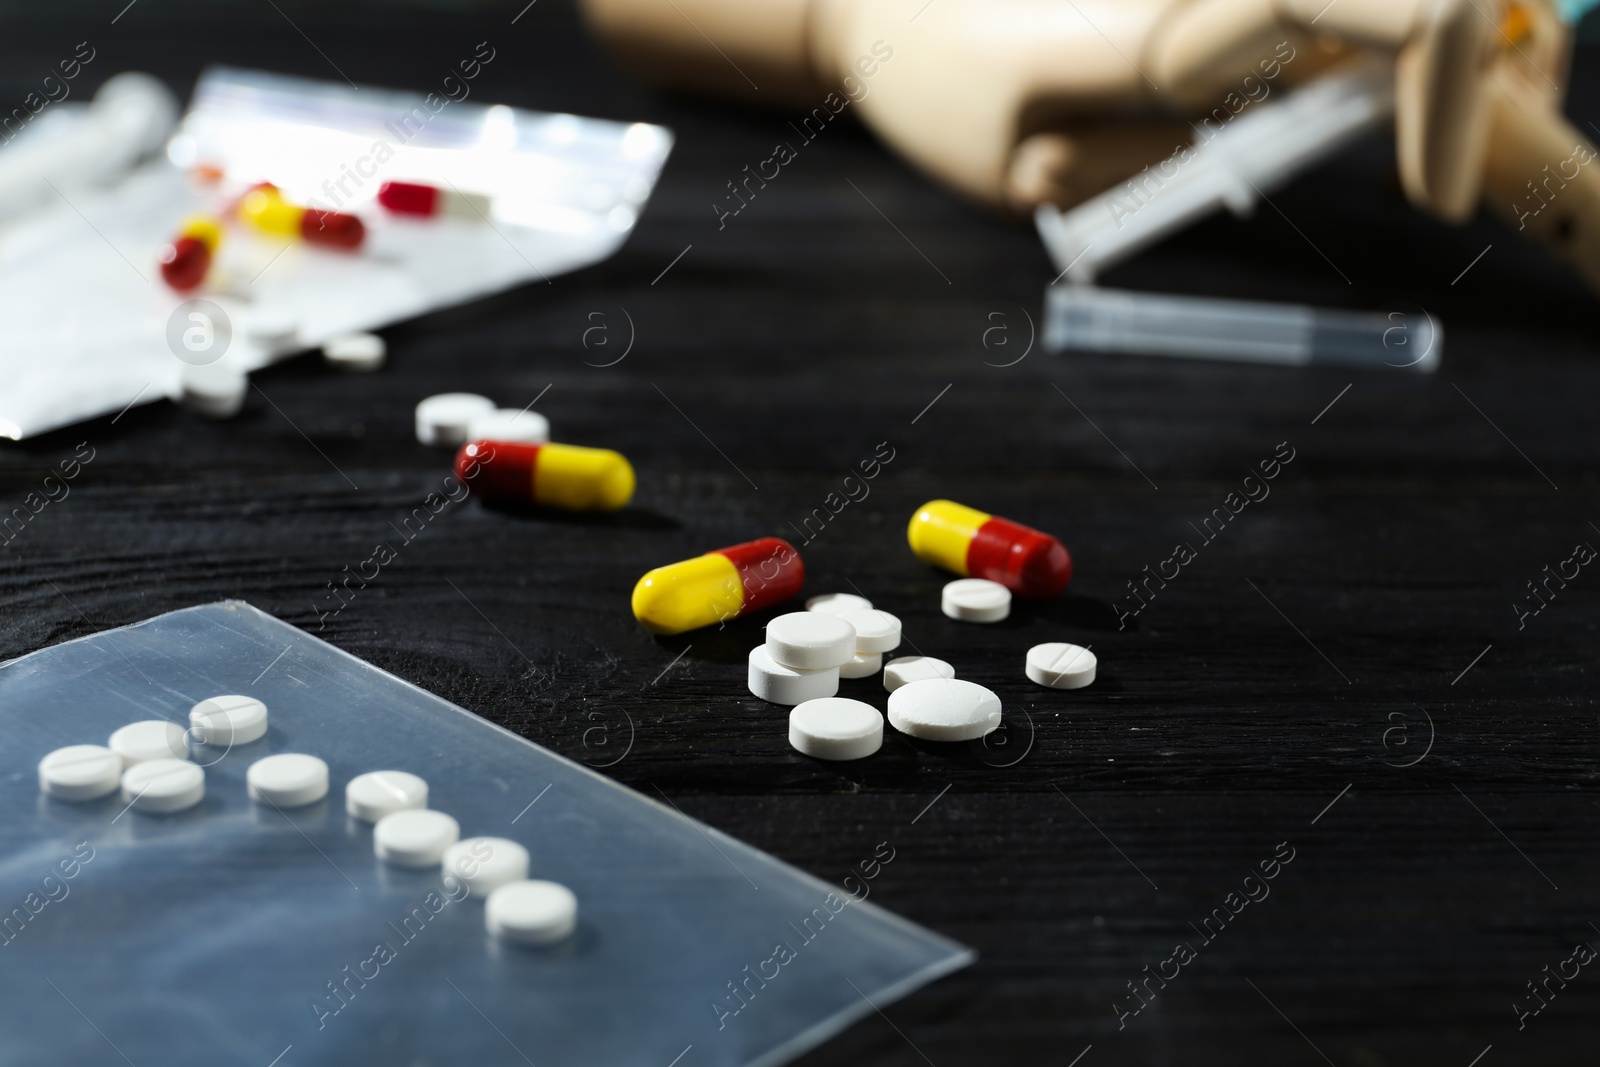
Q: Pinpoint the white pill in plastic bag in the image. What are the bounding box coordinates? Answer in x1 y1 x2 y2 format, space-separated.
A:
789 697 883 761
748 646 839 705
415 392 494 446
180 358 248 419
806 592 872 616
887 678 1002 741
839 651 883 679
838 608 902 654
322 332 386 371
882 656 956 692
247 753 330 808
466 408 550 444
1026 642 1097 689
443 837 531 896
190 695 268 747
375 809 460 868
941 578 1011 623
486 880 578 945
39 745 123 801
108 721 190 766
121 758 205 813
346 770 429 822
765 612 856 669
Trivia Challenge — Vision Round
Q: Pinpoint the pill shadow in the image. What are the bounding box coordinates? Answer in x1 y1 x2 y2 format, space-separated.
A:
1012 592 1128 632
651 615 768 665
477 499 681 530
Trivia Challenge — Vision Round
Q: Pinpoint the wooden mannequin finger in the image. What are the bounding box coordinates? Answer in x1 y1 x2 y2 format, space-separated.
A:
1005 122 1200 211
1481 71 1600 294
1395 0 1501 221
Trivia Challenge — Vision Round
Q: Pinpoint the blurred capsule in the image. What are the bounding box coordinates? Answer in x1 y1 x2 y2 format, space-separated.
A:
158 215 223 292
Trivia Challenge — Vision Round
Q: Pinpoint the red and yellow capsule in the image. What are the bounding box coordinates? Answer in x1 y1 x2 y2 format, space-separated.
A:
907 500 1072 599
158 215 223 292
631 537 804 635
454 440 634 511
239 183 365 250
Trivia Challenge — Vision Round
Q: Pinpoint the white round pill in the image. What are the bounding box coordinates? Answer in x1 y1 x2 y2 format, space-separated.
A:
179 358 248 419
190 695 268 747
39 745 123 801
789 698 883 761
322 331 386 371
887 678 1003 741
247 753 330 808
838 608 902 654
486 880 578 945
1026 642 1097 689
882 655 957 692
466 408 550 444
443 837 531 896
121 759 205 813
346 770 429 823
942 578 1012 623
374 809 461 868
108 721 190 767
748 646 839 705
806 592 872 616
765 612 857 670
415 392 494 447
839 651 883 679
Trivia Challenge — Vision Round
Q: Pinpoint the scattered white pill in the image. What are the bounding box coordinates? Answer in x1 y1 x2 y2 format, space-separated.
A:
789 697 884 761
189 695 268 747
39 745 123 801
839 651 883 679
806 592 872 616
247 753 330 808
839 608 902 654
466 407 550 444
443 837 531 896
1026 642 1097 689
886 678 1003 741
415 392 495 446
321 331 386 372
121 759 205 813
179 358 248 419
374 809 461 868
108 721 190 767
748 646 839 705
765 612 857 670
882 656 957 692
942 578 1012 623
346 770 429 823
486 880 578 945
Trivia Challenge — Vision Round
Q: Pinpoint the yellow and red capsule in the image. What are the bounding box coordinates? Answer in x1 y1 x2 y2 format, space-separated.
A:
907 500 1072 599
454 440 634 512
239 183 365 250
632 538 804 635
158 215 223 292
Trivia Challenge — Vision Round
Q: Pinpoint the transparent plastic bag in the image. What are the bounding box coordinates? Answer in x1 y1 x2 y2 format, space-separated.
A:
0 601 970 1067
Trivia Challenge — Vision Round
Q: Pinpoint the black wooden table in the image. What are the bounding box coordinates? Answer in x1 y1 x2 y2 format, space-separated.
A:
4 2 1598 1063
